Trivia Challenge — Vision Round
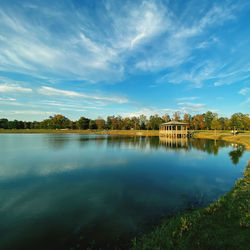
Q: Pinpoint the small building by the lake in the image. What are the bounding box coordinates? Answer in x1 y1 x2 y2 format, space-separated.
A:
159 121 188 138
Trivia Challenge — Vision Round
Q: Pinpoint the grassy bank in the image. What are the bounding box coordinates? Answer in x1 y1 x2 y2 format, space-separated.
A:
193 131 250 150
1 129 250 148
132 161 250 250
1 128 249 249
0 129 160 136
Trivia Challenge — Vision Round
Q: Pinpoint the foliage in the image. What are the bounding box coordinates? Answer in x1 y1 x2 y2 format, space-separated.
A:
204 111 216 130
0 112 249 130
211 116 221 130
77 117 90 129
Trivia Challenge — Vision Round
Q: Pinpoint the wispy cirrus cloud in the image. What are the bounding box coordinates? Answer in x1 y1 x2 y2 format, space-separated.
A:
121 108 176 118
0 84 32 93
159 59 250 88
239 87 250 95
0 97 16 101
239 87 250 106
178 102 206 114
0 1 171 83
37 86 128 104
135 2 239 72
0 110 54 115
41 101 103 110
176 97 199 101
0 0 249 120
1 0 242 83
121 102 208 118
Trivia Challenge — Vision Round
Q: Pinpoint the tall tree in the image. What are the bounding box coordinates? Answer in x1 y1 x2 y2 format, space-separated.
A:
183 113 192 129
131 116 140 130
89 120 97 129
230 113 243 130
148 115 163 130
0 118 8 129
162 113 170 122
139 115 147 130
173 111 181 121
191 114 205 130
96 117 106 129
77 117 90 129
211 116 221 135
204 111 216 130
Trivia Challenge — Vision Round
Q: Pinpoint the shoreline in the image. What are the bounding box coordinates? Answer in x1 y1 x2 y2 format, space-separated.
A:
1 129 249 248
0 129 159 136
0 129 249 149
131 133 250 249
193 131 250 151
132 161 250 249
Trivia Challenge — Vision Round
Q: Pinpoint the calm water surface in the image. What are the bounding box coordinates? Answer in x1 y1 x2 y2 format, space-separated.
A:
0 134 249 249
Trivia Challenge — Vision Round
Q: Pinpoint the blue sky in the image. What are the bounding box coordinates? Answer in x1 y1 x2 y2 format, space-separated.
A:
0 0 249 121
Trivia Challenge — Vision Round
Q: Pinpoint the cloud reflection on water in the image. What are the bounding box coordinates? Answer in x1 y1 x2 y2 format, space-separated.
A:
0 134 248 249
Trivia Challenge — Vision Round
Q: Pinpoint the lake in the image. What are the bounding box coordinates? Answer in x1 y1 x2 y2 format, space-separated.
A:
0 134 249 249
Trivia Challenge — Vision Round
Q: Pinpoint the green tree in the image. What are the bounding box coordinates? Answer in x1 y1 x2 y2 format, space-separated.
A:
173 111 181 121
89 120 97 129
211 116 221 135
131 116 140 130
148 115 163 130
123 117 132 130
230 113 243 130
183 113 192 129
96 117 106 129
0 118 8 129
77 117 90 129
106 116 113 129
162 113 170 122
191 115 205 130
204 111 216 130
139 115 147 130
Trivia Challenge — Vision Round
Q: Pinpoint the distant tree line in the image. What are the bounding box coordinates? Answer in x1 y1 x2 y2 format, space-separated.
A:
0 112 249 130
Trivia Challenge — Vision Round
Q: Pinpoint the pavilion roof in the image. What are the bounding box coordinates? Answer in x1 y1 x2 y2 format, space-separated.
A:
160 121 187 126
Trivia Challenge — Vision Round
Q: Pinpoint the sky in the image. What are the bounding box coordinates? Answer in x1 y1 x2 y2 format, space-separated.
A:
0 0 249 121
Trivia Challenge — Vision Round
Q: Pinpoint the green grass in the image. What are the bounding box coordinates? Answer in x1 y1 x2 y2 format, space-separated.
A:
132 162 250 250
0 129 159 136
0 129 96 134
194 131 250 150
1 128 250 249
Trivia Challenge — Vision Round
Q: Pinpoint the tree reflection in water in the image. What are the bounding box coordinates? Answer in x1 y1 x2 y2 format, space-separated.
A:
44 134 245 165
229 145 245 165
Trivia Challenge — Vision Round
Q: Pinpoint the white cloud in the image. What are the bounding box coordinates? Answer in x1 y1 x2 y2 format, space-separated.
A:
0 101 24 106
121 107 178 118
159 61 218 88
239 87 250 95
176 97 199 101
159 58 250 88
0 84 32 93
0 110 54 115
41 101 103 110
0 1 170 82
37 86 128 104
0 97 16 101
0 0 248 119
135 2 237 72
59 108 87 112
0 0 245 85
14 110 53 115
38 86 82 98
178 102 206 114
